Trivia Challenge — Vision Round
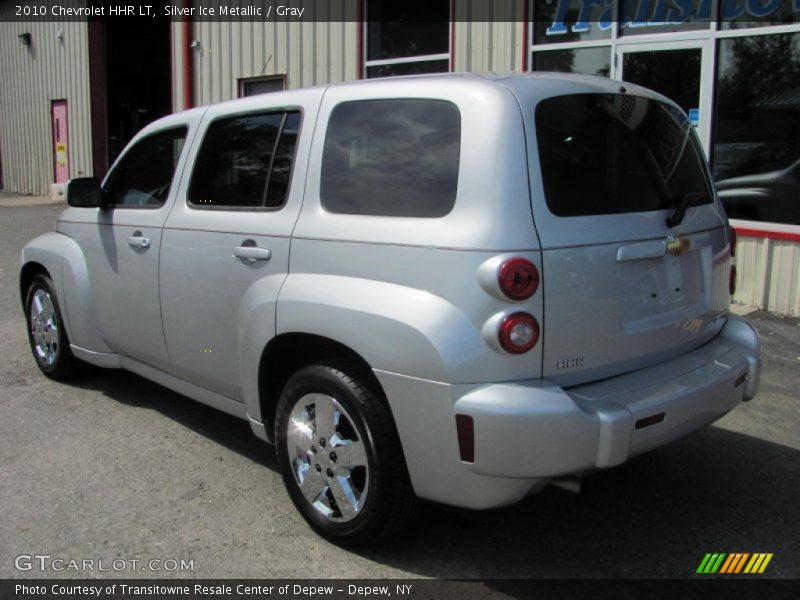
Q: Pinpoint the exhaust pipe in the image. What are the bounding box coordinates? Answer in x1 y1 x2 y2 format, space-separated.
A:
550 476 583 494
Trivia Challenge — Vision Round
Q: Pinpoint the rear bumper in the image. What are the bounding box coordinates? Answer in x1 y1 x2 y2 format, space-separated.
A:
376 315 760 509
455 314 760 479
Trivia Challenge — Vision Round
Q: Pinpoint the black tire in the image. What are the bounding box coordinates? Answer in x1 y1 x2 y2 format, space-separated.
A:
24 274 81 380
275 363 415 545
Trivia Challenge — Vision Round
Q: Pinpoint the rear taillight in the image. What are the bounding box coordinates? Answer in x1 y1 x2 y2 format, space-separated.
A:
498 312 540 354
498 258 539 301
730 265 737 296
729 226 737 257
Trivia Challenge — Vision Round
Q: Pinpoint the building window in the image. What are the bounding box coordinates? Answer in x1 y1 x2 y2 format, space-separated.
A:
532 47 612 77
713 32 800 225
720 0 799 29
364 0 450 78
618 0 710 36
239 75 286 97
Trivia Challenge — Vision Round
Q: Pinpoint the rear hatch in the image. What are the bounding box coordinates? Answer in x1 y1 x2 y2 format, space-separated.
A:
506 78 730 386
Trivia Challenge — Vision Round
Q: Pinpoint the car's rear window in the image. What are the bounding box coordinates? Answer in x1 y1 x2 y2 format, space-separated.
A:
535 93 712 217
321 99 461 218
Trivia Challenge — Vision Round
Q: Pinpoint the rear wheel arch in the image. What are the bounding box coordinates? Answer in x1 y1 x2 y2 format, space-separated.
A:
258 333 386 437
275 362 415 544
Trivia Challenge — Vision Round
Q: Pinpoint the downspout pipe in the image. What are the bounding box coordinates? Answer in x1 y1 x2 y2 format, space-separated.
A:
182 2 193 110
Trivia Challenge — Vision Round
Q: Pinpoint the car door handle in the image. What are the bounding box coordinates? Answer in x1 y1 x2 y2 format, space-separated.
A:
127 233 151 249
232 245 271 262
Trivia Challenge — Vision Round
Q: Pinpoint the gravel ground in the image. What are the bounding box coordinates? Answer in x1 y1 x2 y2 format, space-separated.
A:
1 204 798 580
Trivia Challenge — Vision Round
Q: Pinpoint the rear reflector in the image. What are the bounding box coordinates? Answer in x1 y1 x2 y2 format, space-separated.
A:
730 265 737 296
635 412 666 430
455 414 475 463
498 312 540 354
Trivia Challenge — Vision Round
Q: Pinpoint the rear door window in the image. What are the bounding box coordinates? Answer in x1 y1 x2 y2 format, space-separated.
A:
188 111 301 209
321 99 461 217
535 94 712 217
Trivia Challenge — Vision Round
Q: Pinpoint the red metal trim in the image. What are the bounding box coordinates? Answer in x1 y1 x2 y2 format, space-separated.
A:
182 1 193 109
450 0 456 72
521 0 529 71
734 227 800 243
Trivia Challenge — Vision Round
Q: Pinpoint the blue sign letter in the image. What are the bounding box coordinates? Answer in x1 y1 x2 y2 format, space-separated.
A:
746 0 784 18
721 0 745 19
545 0 570 36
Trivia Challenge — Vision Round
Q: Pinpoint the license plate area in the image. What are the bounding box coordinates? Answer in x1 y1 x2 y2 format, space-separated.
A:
618 247 709 333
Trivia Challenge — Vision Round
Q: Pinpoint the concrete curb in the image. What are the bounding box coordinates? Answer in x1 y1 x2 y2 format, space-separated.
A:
0 194 64 208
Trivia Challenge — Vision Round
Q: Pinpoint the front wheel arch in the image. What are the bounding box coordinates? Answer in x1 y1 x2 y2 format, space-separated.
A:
20 262 50 311
24 273 82 380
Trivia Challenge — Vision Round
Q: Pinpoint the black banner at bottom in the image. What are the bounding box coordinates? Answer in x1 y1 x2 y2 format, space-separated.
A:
3 579 799 600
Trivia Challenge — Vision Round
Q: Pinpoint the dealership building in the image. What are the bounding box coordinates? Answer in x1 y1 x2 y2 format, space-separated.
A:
0 0 798 315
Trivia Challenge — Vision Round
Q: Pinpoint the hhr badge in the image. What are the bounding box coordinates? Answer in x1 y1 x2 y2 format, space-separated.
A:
556 357 584 370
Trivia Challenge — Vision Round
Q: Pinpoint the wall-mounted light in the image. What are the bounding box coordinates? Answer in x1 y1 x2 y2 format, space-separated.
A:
18 33 32 46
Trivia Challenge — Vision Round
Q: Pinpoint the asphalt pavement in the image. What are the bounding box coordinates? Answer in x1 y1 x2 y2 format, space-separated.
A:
1 203 798 580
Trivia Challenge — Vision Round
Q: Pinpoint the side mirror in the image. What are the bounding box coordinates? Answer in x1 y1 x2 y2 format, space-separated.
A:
66 177 105 208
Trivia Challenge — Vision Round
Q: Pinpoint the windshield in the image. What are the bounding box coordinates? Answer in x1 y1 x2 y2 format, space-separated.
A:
535 93 712 217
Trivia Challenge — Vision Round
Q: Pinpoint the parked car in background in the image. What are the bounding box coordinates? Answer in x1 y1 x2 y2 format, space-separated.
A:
716 157 800 225
20 73 761 545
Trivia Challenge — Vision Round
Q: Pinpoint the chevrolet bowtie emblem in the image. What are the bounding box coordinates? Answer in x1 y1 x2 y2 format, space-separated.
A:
666 235 690 256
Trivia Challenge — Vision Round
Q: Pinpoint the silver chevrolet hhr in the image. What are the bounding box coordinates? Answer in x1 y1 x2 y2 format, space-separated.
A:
20 73 761 545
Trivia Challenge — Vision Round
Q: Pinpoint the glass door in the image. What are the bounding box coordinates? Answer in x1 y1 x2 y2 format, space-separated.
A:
616 40 713 154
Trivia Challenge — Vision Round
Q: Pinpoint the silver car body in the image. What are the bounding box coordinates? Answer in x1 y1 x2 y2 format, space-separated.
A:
20 73 761 509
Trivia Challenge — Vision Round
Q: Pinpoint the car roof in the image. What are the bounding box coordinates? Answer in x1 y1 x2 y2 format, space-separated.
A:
183 71 664 113
146 71 678 136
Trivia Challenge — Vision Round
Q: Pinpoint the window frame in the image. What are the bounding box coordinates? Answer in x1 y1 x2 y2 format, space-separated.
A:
362 0 452 78
102 125 189 211
186 108 303 213
237 74 287 98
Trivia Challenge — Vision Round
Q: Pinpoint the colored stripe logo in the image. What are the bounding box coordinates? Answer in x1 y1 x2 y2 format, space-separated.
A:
696 553 773 574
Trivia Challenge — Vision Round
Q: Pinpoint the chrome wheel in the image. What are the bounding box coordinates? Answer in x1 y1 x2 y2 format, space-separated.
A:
287 392 369 522
29 288 59 366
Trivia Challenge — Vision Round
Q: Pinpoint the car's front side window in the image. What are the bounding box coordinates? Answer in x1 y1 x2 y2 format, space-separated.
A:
103 127 188 208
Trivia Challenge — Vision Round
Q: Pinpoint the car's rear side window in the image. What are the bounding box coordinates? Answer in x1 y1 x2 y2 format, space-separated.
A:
188 111 301 209
321 99 461 218
535 94 712 217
